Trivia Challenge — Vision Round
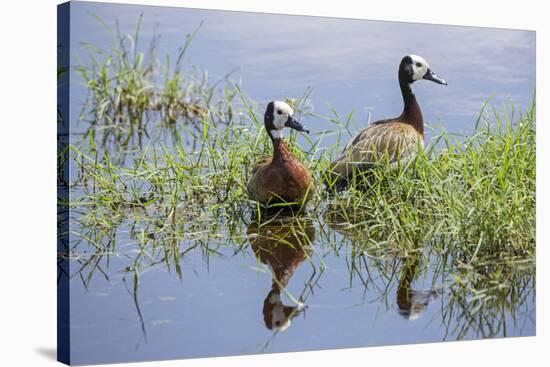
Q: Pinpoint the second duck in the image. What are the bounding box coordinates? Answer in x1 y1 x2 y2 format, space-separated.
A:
247 101 314 206
328 55 447 188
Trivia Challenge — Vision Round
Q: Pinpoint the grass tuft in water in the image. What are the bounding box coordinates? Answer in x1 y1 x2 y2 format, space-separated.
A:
75 15 238 150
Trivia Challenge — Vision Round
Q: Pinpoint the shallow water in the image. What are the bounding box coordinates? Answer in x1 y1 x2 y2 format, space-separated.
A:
61 2 536 365
66 210 534 365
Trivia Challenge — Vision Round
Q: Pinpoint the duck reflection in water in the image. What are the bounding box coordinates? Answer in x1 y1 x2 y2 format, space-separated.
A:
396 255 440 320
325 208 439 321
248 215 315 331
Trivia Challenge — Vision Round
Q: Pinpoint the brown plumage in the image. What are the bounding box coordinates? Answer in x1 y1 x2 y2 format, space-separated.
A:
247 101 315 205
328 55 447 187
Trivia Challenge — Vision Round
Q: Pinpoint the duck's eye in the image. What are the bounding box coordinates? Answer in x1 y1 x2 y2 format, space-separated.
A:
415 62 422 67
277 109 283 115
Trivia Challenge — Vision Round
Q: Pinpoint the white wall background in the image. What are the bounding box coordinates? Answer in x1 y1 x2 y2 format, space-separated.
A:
0 0 546 366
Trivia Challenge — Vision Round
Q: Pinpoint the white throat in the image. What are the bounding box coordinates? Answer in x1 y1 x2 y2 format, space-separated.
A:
270 129 284 140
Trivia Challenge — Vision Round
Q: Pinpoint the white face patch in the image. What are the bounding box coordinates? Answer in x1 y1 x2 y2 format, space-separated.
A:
271 304 291 331
271 100 294 132
409 54 430 81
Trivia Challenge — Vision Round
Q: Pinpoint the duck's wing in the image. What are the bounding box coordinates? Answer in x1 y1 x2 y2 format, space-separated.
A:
247 157 272 202
344 116 396 149
345 122 421 163
251 156 272 175
329 122 422 182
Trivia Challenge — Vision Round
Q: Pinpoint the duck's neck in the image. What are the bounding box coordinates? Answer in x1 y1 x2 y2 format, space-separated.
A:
271 138 293 163
399 78 424 137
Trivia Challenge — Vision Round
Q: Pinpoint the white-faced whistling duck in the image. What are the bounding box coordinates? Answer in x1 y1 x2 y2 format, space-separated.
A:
328 55 447 188
247 101 315 205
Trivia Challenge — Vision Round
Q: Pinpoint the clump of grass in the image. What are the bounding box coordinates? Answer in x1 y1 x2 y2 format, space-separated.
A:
76 15 238 150
68 96 535 274
323 101 535 259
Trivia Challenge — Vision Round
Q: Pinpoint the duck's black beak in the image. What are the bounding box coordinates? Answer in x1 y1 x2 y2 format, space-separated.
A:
423 69 447 85
285 116 310 134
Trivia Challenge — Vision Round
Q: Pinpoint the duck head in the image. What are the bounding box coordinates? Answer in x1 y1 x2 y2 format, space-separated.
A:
399 54 447 86
264 101 309 140
263 288 306 331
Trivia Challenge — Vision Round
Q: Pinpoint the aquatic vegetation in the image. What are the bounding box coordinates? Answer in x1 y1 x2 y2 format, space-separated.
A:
76 15 239 150
68 96 536 260
60 15 535 344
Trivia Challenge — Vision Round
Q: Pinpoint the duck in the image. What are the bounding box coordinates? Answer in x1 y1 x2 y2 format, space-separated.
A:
327 55 447 188
247 101 315 206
